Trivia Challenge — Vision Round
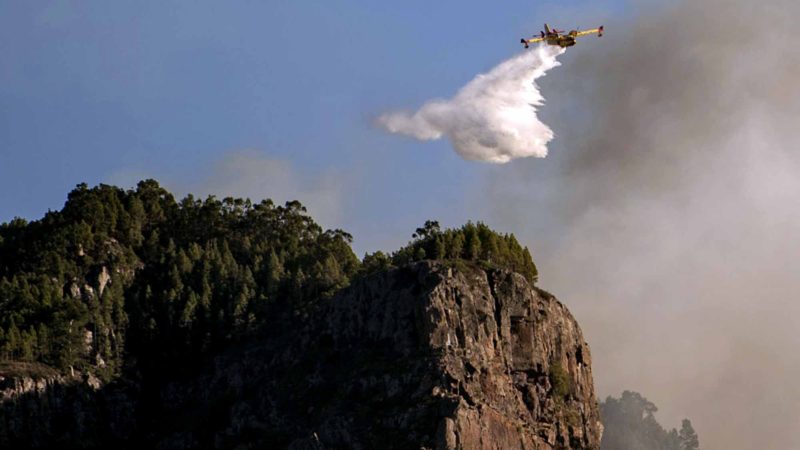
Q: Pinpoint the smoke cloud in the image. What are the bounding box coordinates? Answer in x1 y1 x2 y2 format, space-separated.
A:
378 45 565 163
479 1 800 448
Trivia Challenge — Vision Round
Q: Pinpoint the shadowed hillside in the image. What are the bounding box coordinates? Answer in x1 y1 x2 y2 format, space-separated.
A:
1 181 595 449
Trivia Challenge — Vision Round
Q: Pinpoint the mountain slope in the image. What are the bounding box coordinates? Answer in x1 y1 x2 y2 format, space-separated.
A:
1 262 601 449
0 182 600 449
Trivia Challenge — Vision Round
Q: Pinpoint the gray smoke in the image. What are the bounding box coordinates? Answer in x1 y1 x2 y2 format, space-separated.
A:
481 1 800 448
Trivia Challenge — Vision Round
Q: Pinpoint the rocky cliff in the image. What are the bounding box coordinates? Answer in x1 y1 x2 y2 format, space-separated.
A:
0 261 600 449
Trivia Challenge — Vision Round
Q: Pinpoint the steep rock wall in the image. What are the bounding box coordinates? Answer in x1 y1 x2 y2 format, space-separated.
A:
0 262 601 449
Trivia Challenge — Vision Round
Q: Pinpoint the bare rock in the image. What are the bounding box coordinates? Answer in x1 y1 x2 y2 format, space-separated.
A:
97 266 111 297
186 262 601 449
0 262 601 449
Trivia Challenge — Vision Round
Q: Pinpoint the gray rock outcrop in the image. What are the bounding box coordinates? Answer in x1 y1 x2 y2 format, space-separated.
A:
0 261 601 449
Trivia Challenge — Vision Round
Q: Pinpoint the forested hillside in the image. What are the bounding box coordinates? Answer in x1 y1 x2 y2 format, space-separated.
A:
0 181 358 380
0 181 698 449
0 181 537 383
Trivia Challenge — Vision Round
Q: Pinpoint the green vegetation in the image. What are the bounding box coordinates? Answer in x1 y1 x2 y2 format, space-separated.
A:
0 183 538 382
600 391 700 450
364 220 538 283
548 362 571 399
678 419 700 450
0 181 358 379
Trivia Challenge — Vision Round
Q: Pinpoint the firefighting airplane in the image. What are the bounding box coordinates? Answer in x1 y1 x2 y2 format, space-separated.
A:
521 24 604 48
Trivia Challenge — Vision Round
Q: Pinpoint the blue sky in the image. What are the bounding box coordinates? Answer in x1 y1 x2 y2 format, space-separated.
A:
1 0 622 254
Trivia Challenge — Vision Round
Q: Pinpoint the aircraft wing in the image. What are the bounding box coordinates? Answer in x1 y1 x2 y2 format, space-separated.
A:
522 37 544 46
575 26 604 38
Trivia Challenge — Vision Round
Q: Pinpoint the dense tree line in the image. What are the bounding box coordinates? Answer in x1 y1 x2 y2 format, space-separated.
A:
363 220 538 283
0 181 358 379
0 183 539 381
600 391 700 450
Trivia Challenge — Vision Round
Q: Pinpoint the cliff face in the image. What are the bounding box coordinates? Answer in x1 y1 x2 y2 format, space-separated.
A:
0 262 601 449
281 261 601 449
0 369 138 447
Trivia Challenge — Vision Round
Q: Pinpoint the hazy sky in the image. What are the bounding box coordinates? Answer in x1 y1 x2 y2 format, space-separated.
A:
3 1 798 448
0 0 620 245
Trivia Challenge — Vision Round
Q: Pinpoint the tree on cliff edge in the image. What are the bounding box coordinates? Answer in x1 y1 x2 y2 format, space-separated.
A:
374 220 538 283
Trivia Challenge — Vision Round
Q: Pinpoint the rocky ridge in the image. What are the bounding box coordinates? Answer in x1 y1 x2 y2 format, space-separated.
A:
0 261 601 449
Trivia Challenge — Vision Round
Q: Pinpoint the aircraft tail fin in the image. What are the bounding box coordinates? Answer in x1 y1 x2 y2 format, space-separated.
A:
520 38 529 49
598 25 604 37
544 24 551 35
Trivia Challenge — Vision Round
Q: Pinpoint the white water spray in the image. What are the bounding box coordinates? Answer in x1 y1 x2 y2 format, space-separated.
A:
377 45 565 163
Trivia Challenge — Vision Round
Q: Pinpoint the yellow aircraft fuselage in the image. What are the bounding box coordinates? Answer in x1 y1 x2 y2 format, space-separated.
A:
546 34 578 48
521 25 604 49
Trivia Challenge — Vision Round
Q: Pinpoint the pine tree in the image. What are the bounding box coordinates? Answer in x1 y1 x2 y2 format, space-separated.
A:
464 224 480 260
449 233 465 259
265 249 284 297
434 237 446 260
600 391 699 450
679 419 699 450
